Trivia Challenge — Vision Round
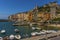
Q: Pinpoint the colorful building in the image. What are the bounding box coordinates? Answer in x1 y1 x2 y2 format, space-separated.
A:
8 2 60 22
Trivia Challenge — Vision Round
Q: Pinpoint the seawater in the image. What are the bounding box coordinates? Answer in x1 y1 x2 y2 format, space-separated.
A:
0 22 32 38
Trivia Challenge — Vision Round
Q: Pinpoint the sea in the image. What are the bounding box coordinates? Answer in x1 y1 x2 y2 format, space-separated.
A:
0 22 32 38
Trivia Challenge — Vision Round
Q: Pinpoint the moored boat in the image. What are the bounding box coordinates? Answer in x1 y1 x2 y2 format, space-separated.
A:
1 30 6 34
31 32 37 36
14 29 19 33
9 34 14 40
15 35 21 40
32 27 36 30
0 37 3 40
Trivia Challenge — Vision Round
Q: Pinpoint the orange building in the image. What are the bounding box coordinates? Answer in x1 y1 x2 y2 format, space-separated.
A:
43 13 50 21
28 12 33 22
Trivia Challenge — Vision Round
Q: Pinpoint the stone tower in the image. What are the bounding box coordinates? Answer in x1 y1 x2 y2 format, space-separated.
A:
33 5 39 22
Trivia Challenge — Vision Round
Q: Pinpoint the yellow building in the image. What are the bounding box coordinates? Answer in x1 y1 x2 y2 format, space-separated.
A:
8 2 59 22
43 13 50 21
17 12 30 22
37 12 44 21
37 12 50 22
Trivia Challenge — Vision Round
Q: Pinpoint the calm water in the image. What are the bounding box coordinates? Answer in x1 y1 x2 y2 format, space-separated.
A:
0 22 32 38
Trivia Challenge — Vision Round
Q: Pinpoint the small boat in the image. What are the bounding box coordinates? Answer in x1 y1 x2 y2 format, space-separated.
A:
9 35 14 40
36 32 42 35
32 27 36 30
1 30 6 34
15 35 21 40
47 30 57 33
30 23 33 26
39 31 46 35
31 32 37 36
0 37 3 40
36 27 41 30
32 27 41 30
14 29 19 33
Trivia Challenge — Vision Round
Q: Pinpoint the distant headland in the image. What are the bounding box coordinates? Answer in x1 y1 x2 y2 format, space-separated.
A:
0 19 9 22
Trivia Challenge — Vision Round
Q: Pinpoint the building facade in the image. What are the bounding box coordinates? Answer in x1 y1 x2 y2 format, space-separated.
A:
8 2 60 22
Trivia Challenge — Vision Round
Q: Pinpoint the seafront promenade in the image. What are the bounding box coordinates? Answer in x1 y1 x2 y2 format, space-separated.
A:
48 24 60 27
21 30 60 40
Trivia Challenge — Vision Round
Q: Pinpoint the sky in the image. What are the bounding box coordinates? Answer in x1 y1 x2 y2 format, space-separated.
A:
0 0 60 19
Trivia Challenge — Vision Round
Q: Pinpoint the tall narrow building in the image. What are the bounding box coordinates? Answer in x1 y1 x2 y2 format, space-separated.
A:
33 5 39 22
49 1 57 19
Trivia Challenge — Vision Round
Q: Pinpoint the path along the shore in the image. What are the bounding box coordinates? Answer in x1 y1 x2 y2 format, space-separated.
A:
21 30 60 40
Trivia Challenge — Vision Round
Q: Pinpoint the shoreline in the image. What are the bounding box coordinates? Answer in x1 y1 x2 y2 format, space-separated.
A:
21 30 60 40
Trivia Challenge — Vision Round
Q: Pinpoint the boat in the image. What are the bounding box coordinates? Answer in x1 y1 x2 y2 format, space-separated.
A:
0 37 3 40
14 29 19 33
47 30 57 33
15 35 21 40
40 31 46 35
36 27 41 30
1 30 6 34
32 27 36 30
32 27 41 30
9 34 14 40
36 32 42 35
31 32 37 36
